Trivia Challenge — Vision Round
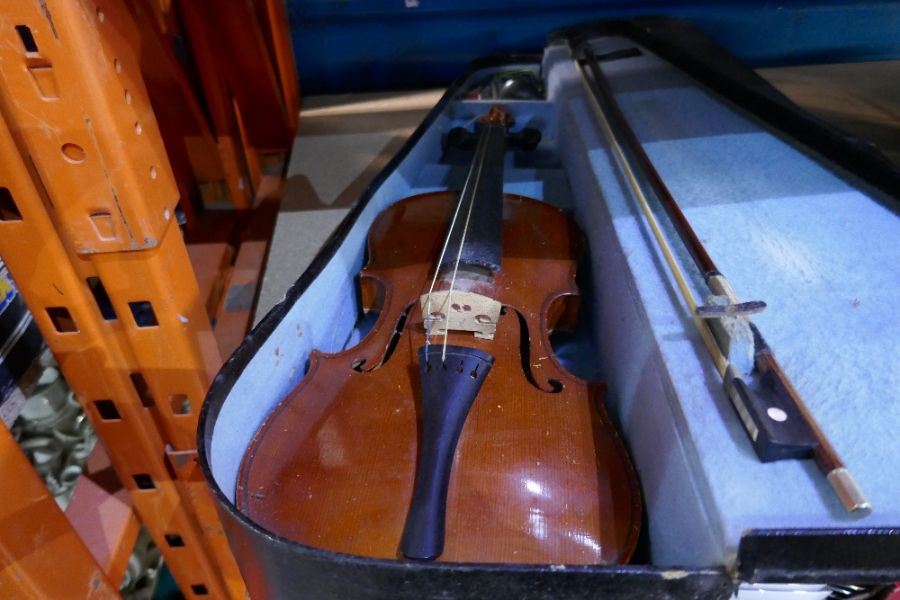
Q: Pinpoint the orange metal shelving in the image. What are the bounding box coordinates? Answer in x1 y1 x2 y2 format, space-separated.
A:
0 0 295 596
0 424 120 599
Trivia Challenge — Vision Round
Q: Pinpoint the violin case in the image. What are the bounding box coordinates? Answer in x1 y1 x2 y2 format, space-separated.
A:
199 17 900 599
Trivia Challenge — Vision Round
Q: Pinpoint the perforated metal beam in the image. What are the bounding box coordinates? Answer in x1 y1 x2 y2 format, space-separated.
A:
0 2 246 597
0 424 119 599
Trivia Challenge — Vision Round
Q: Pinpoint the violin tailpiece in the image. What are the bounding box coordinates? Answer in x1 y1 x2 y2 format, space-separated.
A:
401 345 495 561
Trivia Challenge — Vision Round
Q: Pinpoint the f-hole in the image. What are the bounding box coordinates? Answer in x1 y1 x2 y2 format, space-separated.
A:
355 303 413 372
379 304 412 368
514 308 563 394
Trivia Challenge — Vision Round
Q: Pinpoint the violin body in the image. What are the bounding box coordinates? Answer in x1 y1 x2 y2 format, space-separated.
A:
238 191 641 564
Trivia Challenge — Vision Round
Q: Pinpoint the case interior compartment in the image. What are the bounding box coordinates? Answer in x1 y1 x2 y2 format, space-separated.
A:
201 20 899 596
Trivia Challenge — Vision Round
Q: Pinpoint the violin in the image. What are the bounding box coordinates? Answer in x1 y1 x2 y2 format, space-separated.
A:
237 106 641 564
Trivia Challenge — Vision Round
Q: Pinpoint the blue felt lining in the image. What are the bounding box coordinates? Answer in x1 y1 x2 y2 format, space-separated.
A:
209 39 900 570
548 38 900 564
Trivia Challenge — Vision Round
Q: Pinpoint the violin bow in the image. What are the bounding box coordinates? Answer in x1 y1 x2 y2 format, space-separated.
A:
574 45 870 513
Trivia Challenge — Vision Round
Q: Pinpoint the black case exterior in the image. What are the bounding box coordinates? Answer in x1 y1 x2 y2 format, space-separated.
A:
738 529 900 584
221 524 731 600
198 17 900 599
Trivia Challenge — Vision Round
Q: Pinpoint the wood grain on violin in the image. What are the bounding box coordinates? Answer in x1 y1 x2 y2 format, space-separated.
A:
237 107 642 565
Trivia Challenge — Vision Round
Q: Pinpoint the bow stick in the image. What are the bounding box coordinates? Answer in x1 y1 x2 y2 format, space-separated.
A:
575 45 870 513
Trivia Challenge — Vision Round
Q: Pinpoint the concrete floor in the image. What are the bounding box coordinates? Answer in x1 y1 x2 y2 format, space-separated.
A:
254 61 900 324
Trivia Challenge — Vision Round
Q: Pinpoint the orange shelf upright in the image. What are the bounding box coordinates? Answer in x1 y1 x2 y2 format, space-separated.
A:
0 1 246 598
0 425 120 599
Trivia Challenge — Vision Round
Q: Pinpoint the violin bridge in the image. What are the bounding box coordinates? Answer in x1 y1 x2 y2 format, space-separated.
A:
420 290 502 340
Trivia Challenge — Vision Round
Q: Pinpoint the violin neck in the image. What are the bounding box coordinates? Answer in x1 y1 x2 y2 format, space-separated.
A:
439 122 507 274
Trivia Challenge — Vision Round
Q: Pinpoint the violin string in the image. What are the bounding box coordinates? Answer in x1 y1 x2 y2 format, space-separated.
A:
423 126 488 364
441 125 491 363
